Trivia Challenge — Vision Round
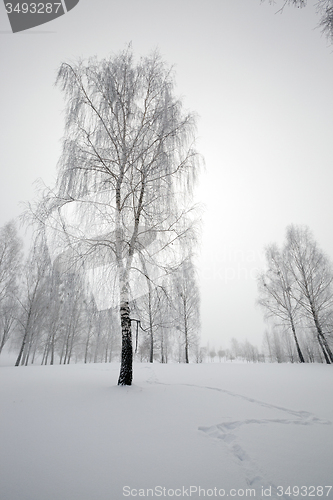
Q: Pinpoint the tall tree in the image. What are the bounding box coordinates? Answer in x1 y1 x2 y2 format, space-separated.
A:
43 48 200 384
285 225 333 363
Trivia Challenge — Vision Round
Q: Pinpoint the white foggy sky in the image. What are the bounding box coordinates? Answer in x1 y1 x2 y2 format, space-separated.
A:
1 0 333 349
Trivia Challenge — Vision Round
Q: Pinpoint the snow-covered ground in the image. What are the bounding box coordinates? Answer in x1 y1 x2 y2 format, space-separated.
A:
0 358 332 500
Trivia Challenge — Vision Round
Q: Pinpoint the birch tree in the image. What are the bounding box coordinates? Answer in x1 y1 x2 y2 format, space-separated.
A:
132 281 173 363
15 234 51 366
172 258 200 363
285 225 333 363
43 48 200 384
262 327 286 363
257 244 305 362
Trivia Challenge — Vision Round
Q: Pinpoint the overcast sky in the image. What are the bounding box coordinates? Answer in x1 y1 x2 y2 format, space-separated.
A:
1 0 333 350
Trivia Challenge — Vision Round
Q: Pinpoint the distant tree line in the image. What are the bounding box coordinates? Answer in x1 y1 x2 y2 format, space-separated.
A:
202 338 264 364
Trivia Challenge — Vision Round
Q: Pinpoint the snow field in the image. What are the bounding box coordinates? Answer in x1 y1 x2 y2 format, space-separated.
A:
0 361 332 500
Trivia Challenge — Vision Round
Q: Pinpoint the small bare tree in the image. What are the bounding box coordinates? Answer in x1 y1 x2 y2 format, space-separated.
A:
262 327 286 363
172 258 200 363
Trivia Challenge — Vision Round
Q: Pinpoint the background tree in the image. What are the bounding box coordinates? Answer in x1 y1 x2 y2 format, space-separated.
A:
262 327 286 363
58 272 85 365
0 221 23 357
0 297 19 355
209 349 216 362
242 340 261 363
155 288 173 363
257 243 305 362
132 283 171 363
171 258 200 363
15 232 51 366
285 225 333 363
217 349 226 362
230 337 242 359
42 48 200 384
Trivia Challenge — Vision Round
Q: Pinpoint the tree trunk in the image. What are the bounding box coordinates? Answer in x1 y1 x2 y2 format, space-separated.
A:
0 334 5 355
311 309 333 364
183 298 189 364
118 300 133 385
50 338 55 365
184 328 189 363
290 317 305 363
161 330 165 363
16 313 32 367
15 329 28 366
320 332 333 363
67 326 77 364
317 333 331 364
84 330 90 363
149 296 154 363
0 319 13 354
94 327 101 363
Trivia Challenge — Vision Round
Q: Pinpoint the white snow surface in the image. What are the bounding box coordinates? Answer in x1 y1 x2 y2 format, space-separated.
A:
0 361 332 500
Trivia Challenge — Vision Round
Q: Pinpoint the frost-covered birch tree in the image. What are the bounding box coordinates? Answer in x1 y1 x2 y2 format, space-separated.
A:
44 48 200 385
258 225 333 364
257 244 305 363
172 258 200 363
285 225 333 364
15 233 51 367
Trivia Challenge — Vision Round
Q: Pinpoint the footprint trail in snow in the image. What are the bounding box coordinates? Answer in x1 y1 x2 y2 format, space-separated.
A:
193 383 331 498
144 372 331 499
